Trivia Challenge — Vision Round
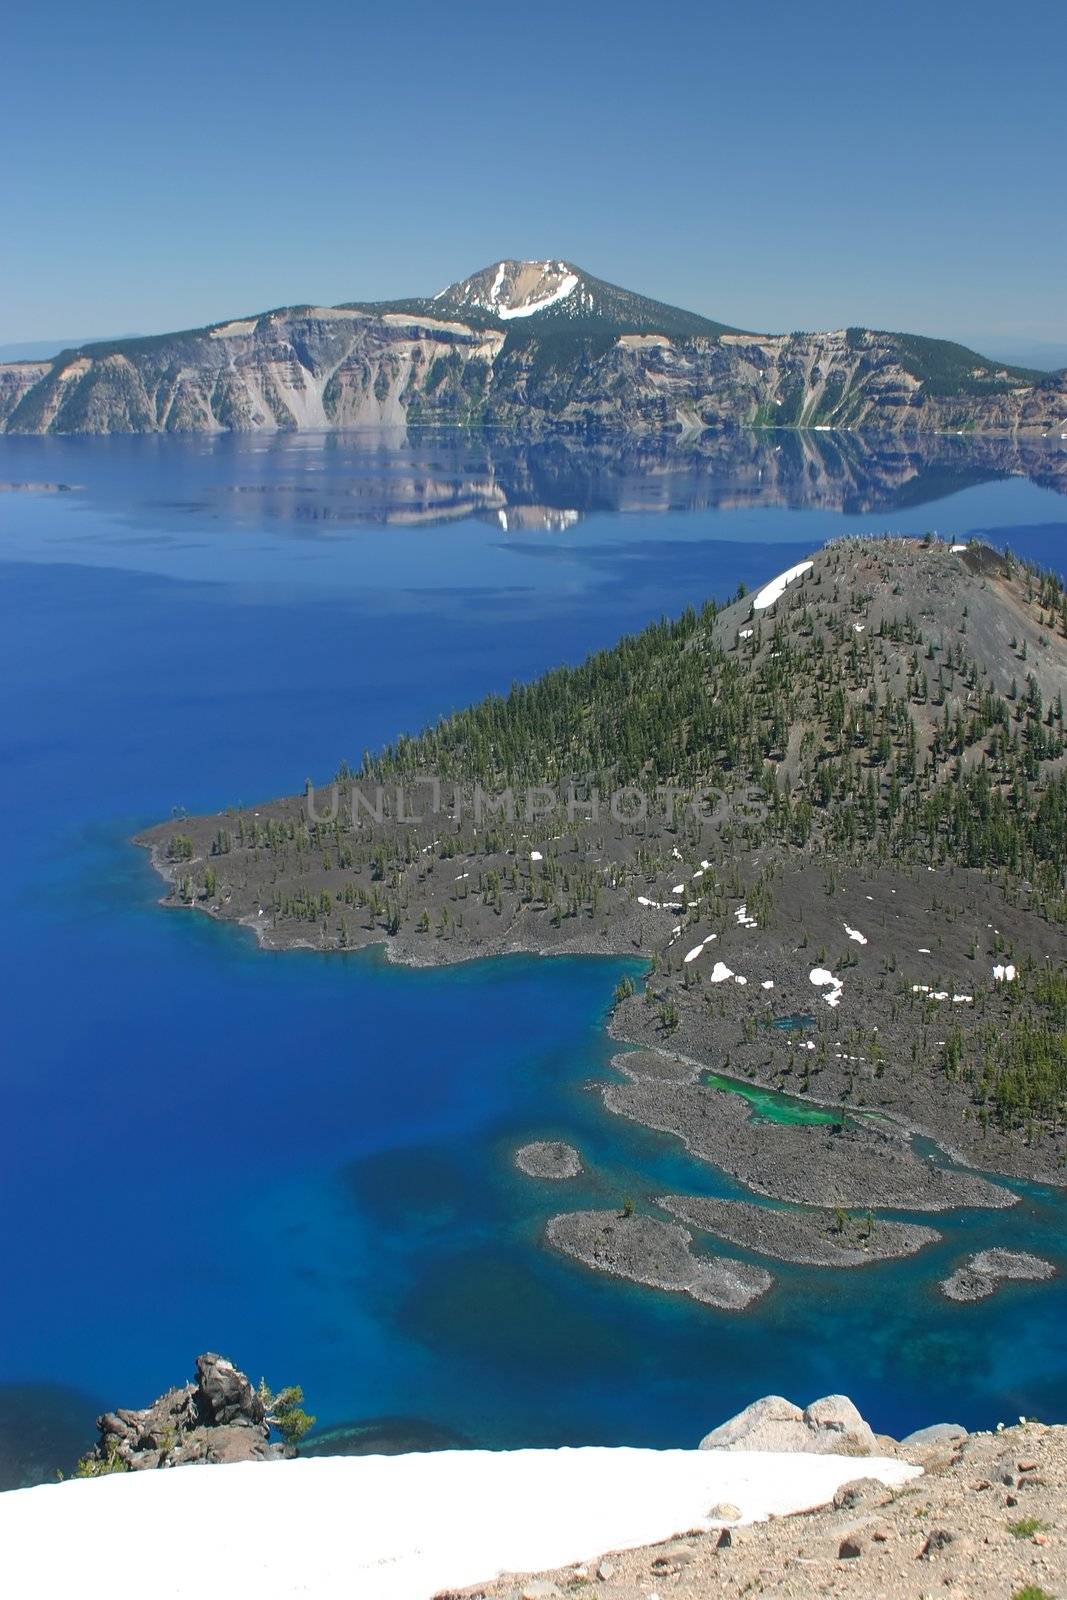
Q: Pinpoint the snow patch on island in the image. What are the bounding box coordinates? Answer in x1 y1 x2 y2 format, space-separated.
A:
752 560 813 611
809 967 844 1008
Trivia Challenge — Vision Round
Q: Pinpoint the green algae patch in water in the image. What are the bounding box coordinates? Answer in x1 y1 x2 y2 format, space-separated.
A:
700 1070 843 1127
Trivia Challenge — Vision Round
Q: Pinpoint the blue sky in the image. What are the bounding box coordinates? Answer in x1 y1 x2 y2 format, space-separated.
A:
3 0 1065 362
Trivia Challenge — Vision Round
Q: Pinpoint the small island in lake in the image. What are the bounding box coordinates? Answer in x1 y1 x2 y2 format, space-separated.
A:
940 1248 1057 1302
514 1140 583 1180
546 1209 773 1310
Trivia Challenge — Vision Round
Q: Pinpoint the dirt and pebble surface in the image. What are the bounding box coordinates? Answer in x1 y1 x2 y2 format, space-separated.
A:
454 1422 1066 1600
656 1195 940 1268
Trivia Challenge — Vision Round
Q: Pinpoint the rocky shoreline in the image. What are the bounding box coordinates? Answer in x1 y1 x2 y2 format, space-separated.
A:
142 830 1067 1191
603 1050 1014 1212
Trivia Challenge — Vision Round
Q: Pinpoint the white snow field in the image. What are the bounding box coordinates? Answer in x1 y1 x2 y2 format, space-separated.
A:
752 559 813 610
0 1447 919 1600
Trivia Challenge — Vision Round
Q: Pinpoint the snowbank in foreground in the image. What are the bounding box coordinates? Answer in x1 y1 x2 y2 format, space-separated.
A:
0 1446 919 1600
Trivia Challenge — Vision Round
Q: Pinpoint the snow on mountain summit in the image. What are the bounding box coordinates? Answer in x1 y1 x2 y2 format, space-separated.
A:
434 260 582 319
424 259 739 340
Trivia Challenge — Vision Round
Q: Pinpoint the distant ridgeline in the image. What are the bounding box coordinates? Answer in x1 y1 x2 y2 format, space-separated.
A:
140 539 1067 1175
3 259 1066 435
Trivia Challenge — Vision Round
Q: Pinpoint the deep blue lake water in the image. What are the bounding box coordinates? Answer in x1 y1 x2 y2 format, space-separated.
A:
1 429 1065 1487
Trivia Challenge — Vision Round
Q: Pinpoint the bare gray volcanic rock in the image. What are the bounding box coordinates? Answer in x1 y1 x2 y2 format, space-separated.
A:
940 1248 1056 1301
546 1210 772 1310
657 1194 940 1267
515 1141 583 1180
87 1353 276 1471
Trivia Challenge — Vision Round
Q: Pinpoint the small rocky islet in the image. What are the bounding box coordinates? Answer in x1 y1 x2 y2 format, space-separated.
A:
514 1141 583 1180
546 1209 773 1311
656 1194 940 1268
138 538 1067 1309
940 1248 1057 1303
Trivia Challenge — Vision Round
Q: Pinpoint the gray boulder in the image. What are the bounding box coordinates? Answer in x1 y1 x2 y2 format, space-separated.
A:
699 1395 806 1452
195 1353 265 1428
700 1393 878 1455
803 1394 878 1455
899 1422 968 1450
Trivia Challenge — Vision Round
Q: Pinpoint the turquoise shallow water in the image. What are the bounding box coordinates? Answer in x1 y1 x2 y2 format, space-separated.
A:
699 1070 842 1126
0 431 1065 1488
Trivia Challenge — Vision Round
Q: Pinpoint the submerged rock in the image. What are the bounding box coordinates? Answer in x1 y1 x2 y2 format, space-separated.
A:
300 1416 469 1457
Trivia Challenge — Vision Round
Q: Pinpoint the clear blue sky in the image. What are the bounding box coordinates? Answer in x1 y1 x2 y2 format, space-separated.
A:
4 0 1065 361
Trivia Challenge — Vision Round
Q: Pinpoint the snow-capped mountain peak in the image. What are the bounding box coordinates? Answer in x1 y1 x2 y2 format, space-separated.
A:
423 259 737 340
433 260 583 320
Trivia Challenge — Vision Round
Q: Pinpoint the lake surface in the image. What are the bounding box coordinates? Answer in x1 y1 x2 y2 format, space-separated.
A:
1 428 1065 1488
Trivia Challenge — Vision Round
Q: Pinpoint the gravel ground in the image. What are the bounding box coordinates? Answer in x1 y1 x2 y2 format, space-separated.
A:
456 1422 1065 1600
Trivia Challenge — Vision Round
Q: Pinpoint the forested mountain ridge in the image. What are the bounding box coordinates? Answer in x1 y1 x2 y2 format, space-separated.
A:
139 537 1067 1183
3 260 1065 436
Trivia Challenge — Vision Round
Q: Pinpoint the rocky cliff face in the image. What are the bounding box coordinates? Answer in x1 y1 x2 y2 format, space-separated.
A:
3 260 1065 437
0 361 49 427
1 310 505 436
